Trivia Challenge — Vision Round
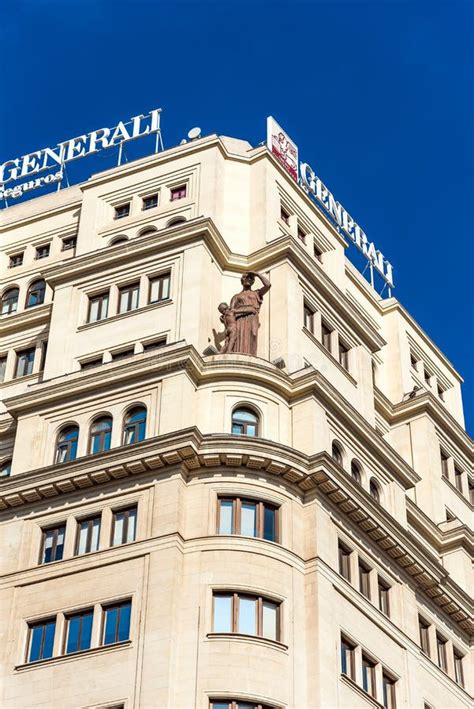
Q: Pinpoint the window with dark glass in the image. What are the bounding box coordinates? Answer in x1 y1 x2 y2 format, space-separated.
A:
382 673 396 709
280 206 290 224
424 369 431 386
410 353 418 371
436 634 447 671
114 203 130 219
65 609 93 653
303 304 314 333
340 636 356 680
331 442 343 465
370 478 381 503
446 508 455 522
378 578 390 616
142 194 158 210
350 460 361 483
454 650 464 687
111 348 134 361
297 226 306 243
362 654 376 697
454 466 463 493
26 279 46 307
76 516 101 555
440 449 449 479
27 618 56 662
62 236 77 251
40 525 65 564
170 185 186 201
217 497 278 542
321 321 333 351
143 338 167 352
15 347 35 378
81 357 103 370
232 407 259 436
212 592 280 641
55 425 79 463
338 341 349 371
359 561 371 599
0 356 7 383
123 407 147 445
210 701 274 709
88 291 109 322
89 416 112 454
9 252 23 267
102 601 131 645
35 244 50 260
149 271 171 303
2 287 19 315
1 459 12 478
437 385 445 401
338 542 351 581
112 506 137 546
119 282 140 313
420 622 432 657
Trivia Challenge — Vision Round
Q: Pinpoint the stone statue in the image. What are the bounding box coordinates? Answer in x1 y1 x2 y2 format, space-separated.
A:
218 271 271 355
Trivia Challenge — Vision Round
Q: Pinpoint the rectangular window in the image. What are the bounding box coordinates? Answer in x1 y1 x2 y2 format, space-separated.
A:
102 601 131 645
313 242 323 262
440 449 449 479
62 236 77 251
0 356 7 383
119 282 140 314
338 542 351 581
111 507 137 546
436 634 447 672
410 353 418 371
114 203 130 219
76 516 101 555
15 347 35 378
149 271 171 303
39 340 48 372
321 322 333 352
217 497 278 542
378 578 390 616
111 348 135 361
437 385 445 401
454 466 463 493
280 206 290 224
65 609 93 653
297 226 306 243
359 561 371 599
142 194 158 210
362 654 376 697
303 304 314 333
27 618 56 662
418 617 430 654
340 636 356 680
80 357 103 370
143 338 167 352
9 252 23 267
88 292 109 323
40 525 65 564
338 341 349 371
212 592 280 641
35 244 50 259
170 185 186 201
424 369 431 386
382 673 396 709
454 650 464 687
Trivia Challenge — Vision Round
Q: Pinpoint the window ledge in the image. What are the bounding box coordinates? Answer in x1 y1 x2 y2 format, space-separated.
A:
15 639 131 671
206 632 288 652
302 327 357 385
340 673 384 708
78 298 172 332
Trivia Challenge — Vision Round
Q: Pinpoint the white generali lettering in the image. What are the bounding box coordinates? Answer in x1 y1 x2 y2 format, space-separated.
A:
0 109 162 196
300 162 394 288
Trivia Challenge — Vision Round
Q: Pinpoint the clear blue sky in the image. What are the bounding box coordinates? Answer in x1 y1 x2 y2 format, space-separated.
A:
2 0 473 431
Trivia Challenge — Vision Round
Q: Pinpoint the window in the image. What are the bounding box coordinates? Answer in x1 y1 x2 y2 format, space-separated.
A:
55 425 79 463
369 478 381 503
469 480 474 505
15 347 35 378
217 497 278 542
65 609 93 653
110 236 129 246
297 226 306 243
26 279 46 307
89 416 112 454
76 516 101 555
167 216 186 227
359 561 371 599
321 321 333 351
0 356 7 382
446 508 455 522
378 578 390 616
454 650 464 687
1 460 12 478
119 282 140 313
331 442 343 465
149 271 171 303
303 304 314 333
210 701 274 709
9 252 23 267
338 341 349 371
81 357 103 370
114 203 130 219
35 244 50 259
2 287 19 315
39 340 48 372
143 338 167 352
102 601 131 645
454 466 463 493
437 385 445 401
362 654 376 697
122 407 147 444
170 185 186 201
440 449 449 479
338 542 351 581
424 369 431 386
40 525 65 564
88 291 109 322
436 634 447 672
340 636 356 680
142 193 158 210
280 206 290 224
111 348 135 361
231 407 259 436
212 592 280 641
350 460 361 483
27 619 56 662
62 236 77 251
313 242 323 262
382 673 396 709
112 506 137 546
410 353 418 371
419 618 430 654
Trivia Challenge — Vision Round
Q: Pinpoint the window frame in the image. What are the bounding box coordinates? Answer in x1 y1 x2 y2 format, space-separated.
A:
418 617 430 655
9 252 24 267
122 406 147 445
64 608 94 654
14 347 35 378
75 515 101 555
303 303 315 333
118 282 140 314
436 633 448 672
231 407 260 437
212 591 281 642
338 541 351 581
89 416 113 455
101 600 132 646
39 524 66 564
378 578 390 616
362 653 377 698
114 203 130 220
170 185 187 201
88 291 109 323
453 650 465 687
111 506 137 546
216 496 279 542
26 279 46 308
149 271 171 304
142 193 158 210
382 672 397 709
338 340 350 371
358 560 371 600
321 321 333 352
55 425 79 464
2 287 20 315
26 617 56 663
340 635 356 680
35 244 50 260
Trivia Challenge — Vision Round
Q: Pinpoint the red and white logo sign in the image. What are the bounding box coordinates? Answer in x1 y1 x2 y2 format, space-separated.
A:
267 116 298 182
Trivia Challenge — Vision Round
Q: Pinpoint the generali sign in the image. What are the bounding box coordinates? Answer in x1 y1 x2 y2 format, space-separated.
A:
267 116 394 289
0 108 162 201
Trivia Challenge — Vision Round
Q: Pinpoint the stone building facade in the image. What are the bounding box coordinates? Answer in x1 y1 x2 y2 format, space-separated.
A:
0 132 472 709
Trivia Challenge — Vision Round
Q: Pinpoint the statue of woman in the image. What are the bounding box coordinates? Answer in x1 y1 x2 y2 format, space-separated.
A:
224 271 271 355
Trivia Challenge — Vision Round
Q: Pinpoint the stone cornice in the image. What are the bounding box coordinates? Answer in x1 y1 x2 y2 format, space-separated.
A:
0 302 52 338
0 428 471 636
406 499 474 556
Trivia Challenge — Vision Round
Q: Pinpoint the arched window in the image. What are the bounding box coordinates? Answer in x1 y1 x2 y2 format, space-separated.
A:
110 236 128 246
123 406 147 445
370 478 381 503
350 460 362 484
0 459 12 478
139 226 157 236
55 425 79 464
89 416 112 455
232 407 259 436
26 279 46 308
167 216 186 227
332 442 343 465
1 287 19 315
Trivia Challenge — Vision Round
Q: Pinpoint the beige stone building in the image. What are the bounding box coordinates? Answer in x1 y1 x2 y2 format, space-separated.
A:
0 131 472 709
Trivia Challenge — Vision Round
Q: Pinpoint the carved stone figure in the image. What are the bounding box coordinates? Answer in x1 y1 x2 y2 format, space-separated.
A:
219 271 271 355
